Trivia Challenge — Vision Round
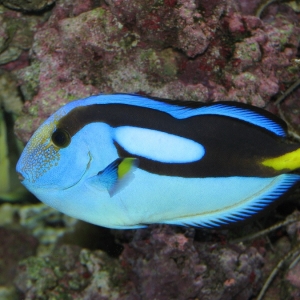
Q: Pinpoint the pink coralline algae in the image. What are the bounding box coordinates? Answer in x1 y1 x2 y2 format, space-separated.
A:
3 0 300 299
107 0 225 57
13 0 300 141
14 227 264 299
119 226 264 300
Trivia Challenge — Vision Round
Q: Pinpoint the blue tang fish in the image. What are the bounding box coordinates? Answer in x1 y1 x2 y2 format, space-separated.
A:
16 94 300 229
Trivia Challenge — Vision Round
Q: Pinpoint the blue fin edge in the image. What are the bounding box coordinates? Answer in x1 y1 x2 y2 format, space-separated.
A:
58 94 287 137
162 174 300 228
190 104 287 137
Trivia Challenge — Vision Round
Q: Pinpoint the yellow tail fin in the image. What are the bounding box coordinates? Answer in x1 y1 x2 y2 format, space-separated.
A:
262 148 300 171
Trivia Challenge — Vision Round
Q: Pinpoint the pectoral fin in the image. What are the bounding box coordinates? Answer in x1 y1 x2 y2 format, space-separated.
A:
87 157 139 196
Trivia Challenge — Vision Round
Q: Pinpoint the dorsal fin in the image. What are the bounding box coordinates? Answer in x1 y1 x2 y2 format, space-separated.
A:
60 94 288 137
153 98 287 137
188 101 288 137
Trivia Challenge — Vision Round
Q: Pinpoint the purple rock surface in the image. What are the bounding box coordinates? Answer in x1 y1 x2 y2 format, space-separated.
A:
0 0 299 299
12 0 300 142
0 227 38 285
119 226 264 300
14 226 265 299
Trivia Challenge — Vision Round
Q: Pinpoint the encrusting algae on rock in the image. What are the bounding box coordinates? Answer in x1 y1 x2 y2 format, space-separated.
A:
14 0 300 143
0 72 28 201
0 0 299 299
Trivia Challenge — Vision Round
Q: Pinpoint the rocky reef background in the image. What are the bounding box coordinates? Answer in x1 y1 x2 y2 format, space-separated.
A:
1 0 300 299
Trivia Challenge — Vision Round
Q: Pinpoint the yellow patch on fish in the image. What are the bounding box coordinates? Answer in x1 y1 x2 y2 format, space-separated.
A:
117 158 137 179
262 148 300 171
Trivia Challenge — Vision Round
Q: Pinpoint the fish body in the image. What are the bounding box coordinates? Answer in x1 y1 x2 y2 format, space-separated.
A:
16 94 300 229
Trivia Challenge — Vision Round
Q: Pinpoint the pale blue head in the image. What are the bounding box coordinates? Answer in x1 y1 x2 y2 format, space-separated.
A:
16 109 86 193
15 97 118 200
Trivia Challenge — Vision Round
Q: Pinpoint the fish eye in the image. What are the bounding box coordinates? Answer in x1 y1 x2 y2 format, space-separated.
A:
51 128 71 148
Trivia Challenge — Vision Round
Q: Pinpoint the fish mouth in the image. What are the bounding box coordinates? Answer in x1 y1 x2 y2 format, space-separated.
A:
63 151 92 190
16 158 27 182
17 172 25 182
